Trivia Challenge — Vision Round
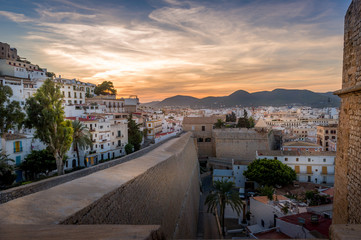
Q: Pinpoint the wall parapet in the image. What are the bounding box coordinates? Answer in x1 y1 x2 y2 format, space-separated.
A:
0 132 200 239
0 133 181 204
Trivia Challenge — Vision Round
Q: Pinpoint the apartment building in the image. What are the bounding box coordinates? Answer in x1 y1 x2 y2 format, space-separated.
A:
65 114 128 169
256 150 335 185
86 95 125 113
0 42 18 61
54 77 96 106
316 124 338 151
146 119 162 140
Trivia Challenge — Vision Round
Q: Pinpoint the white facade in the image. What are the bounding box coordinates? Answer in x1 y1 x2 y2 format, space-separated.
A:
54 78 96 106
64 114 128 169
256 150 335 185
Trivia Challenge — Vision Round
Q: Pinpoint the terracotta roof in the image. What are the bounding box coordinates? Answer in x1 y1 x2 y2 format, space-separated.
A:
278 212 331 238
283 141 321 147
3 133 27 140
65 117 98 122
254 229 291 239
321 187 334 196
253 195 289 204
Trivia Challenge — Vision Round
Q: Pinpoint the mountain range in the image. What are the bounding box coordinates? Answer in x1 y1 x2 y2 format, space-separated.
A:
143 89 340 108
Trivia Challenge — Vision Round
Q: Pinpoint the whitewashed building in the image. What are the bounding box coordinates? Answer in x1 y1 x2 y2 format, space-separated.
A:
256 150 335 185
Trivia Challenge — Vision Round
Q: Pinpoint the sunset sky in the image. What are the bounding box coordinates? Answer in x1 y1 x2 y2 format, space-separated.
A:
0 0 352 102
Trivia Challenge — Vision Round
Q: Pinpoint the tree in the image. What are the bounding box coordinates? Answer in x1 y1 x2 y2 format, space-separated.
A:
248 116 255 128
0 85 25 136
20 149 56 180
243 159 296 187
257 185 275 201
237 110 249 128
72 120 93 167
125 143 134 155
0 151 16 186
226 112 237 122
127 114 143 151
25 79 73 175
214 119 225 129
205 180 244 236
94 81 117 95
46 72 56 78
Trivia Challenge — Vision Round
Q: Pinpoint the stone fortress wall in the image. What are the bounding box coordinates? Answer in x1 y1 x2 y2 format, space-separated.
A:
0 132 200 239
333 0 361 224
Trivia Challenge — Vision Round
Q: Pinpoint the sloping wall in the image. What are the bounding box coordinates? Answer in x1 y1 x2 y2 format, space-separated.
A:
0 132 200 239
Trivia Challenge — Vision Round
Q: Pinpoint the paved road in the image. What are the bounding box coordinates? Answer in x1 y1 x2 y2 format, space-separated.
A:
197 174 221 239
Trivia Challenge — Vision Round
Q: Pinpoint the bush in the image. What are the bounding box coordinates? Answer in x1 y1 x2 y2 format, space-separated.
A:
125 143 134 155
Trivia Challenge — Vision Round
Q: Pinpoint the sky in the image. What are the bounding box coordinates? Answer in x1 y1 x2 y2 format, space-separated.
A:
0 0 352 102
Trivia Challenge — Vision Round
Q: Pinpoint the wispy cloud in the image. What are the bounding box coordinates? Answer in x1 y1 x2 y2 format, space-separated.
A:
0 0 347 101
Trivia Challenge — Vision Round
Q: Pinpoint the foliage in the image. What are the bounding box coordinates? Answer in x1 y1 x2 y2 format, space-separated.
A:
46 72 56 78
281 205 289 214
248 116 255 128
20 149 56 180
0 151 16 186
0 85 25 136
72 120 93 167
85 92 92 98
214 119 225 129
127 114 143 151
143 128 148 138
226 112 237 122
125 143 134 155
257 185 275 201
94 81 117 95
243 159 296 187
305 190 331 206
25 79 73 175
205 180 244 236
236 109 254 128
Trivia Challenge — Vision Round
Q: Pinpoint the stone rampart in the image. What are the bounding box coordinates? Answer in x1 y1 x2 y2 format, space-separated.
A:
212 128 272 160
0 134 179 204
0 132 200 239
333 0 361 224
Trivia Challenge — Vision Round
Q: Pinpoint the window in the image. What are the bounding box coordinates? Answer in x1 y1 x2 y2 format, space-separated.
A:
308 158 311 162
296 158 299 162
14 141 22 153
308 176 311 182
274 157 277 160
202 126 205 131
118 140 121 146
294 166 300 173
80 93 82 98
68 92 71 98
323 158 326 162
74 92 77 98
307 166 312 174
117 130 121 137
198 138 204 142
285 158 288 161
205 138 211 142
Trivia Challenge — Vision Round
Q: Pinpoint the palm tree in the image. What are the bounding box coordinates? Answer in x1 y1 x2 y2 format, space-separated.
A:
214 119 225 129
72 120 93 167
205 179 244 236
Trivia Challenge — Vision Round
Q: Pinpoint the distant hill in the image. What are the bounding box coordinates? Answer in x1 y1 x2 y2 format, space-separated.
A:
154 89 340 108
140 101 161 107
